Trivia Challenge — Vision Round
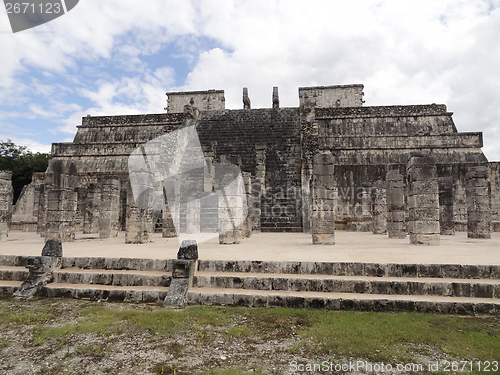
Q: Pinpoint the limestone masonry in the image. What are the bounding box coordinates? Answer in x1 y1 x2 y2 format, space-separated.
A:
7 84 500 244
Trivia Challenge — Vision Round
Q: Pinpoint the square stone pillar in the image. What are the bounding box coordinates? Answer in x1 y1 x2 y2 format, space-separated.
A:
372 180 387 234
311 152 335 245
218 192 244 245
99 176 121 239
438 176 455 235
466 166 491 239
407 156 440 245
386 170 406 239
125 185 154 244
36 183 47 235
44 161 78 243
252 145 266 232
162 204 176 238
0 171 13 241
83 183 101 234
241 172 253 238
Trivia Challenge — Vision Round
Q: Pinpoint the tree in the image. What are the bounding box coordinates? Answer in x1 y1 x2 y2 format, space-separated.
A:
0 139 52 204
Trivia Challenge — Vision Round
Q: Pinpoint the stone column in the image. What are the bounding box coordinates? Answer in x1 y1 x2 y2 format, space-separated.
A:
99 176 121 239
83 183 101 234
0 171 13 241
372 180 387 234
407 156 440 245
44 161 78 242
466 165 491 239
386 170 406 239
438 176 455 235
36 183 47 235
241 172 253 238
162 204 176 238
243 87 251 109
125 184 154 244
311 152 335 245
218 192 244 245
272 86 279 109
252 145 266 232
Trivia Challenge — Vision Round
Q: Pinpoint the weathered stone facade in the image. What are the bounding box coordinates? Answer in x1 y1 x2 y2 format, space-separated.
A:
466 165 492 239
386 170 406 239
0 171 13 241
407 155 440 245
43 161 78 242
8 84 498 243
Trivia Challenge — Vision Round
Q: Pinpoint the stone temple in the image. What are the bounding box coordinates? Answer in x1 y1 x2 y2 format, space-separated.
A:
4 84 500 245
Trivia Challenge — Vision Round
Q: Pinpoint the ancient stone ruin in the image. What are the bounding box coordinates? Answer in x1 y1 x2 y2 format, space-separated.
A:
5 84 499 244
0 171 13 241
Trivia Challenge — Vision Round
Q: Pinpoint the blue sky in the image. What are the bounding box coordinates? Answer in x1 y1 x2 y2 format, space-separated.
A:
0 0 499 160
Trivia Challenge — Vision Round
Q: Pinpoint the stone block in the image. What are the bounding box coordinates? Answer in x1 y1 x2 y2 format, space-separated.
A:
472 283 494 298
425 282 452 296
418 264 443 278
243 277 258 290
268 295 286 308
434 302 455 314
408 220 440 234
340 298 360 310
312 233 335 245
308 279 324 292
414 301 434 313
373 299 396 312
452 283 471 297
371 280 389 295
455 303 475 315
214 293 234 306
289 278 310 292
409 233 440 245
407 282 425 295
177 240 198 260
306 297 325 309
475 303 495 314
272 277 289 291
324 298 341 310
233 294 253 307
231 276 244 289
388 281 408 295
108 289 126 302
281 261 301 274
364 263 386 277
253 295 268 308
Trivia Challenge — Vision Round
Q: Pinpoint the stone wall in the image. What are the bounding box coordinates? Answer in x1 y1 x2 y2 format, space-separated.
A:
299 85 364 108
0 171 13 241
36 84 497 236
166 90 225 113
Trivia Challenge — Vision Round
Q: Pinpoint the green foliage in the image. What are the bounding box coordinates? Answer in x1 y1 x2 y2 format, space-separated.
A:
0 139 51 203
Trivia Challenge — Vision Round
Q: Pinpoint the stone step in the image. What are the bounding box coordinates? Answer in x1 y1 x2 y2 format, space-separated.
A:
193 272 500 299
0 266 29 281
51 268 171 287
0 255 172 272
42 283 168 303
188 287 500 314
196 260 500 279
0 280 22 295
0 279 168 303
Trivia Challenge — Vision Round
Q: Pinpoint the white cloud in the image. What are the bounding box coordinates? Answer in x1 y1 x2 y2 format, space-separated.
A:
0 0 499 161
0 133 51 153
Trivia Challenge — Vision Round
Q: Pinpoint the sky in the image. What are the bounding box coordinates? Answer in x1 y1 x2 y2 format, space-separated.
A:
0 0 499 160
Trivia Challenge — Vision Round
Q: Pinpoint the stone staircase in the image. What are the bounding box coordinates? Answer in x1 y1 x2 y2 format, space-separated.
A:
1 255 499 314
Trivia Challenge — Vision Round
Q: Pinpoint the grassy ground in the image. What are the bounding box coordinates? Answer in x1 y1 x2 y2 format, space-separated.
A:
0 296 499 374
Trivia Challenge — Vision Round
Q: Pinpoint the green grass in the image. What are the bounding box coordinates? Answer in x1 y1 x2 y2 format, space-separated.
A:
294 310 500 363
1 298 499 374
